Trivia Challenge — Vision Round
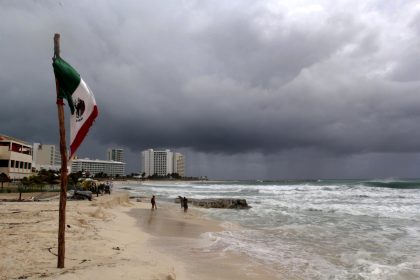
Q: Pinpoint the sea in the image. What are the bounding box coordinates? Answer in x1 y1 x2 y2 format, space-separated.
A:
117 179 420 280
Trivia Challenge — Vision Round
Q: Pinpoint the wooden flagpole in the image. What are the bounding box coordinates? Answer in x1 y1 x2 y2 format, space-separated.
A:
53 33 68 268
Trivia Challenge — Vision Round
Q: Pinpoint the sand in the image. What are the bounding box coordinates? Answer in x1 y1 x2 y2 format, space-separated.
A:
0 191 279 280
0 192 186 280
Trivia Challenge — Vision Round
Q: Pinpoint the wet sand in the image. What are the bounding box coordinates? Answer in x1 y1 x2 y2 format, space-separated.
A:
131 202 281 280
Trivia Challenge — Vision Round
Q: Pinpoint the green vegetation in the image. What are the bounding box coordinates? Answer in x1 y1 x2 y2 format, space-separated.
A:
0 172 10 190
145 173 201 180
68 171 83 186
21 169 60 186
1 169 61 193
147 173 180 180
94 172 108 178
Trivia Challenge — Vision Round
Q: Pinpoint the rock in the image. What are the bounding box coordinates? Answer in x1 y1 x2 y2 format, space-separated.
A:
129 195 146 199
71 190 92 201
174 198 250 209
193 198 250 209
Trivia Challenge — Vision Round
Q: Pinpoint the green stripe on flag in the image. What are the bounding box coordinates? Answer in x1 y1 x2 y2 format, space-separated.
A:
52 57 81 114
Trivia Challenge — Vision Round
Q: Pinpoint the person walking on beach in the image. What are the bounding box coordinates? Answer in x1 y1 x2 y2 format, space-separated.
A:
151 195 157 210
183 196 188 212
178 195 184 208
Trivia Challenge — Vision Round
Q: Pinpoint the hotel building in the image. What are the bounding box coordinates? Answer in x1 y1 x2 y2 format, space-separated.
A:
0 135 33 179
141 149 185 177
107 148 124 162
173 152 185 177
32 143 61 171
71 158 125 177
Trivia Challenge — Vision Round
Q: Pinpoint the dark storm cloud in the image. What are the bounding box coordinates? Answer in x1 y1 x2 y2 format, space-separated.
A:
1 0 420 178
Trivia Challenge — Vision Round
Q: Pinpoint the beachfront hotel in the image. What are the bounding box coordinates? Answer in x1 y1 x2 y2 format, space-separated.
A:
0 135 33 179
173 152 185 177
32 143 61 171
71 158 125 177
107 148 124 162
141 149 185 177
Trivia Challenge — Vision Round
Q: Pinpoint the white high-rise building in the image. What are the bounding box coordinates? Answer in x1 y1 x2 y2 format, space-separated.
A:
107 148 124 162
33 143 61 171
141 149 185 177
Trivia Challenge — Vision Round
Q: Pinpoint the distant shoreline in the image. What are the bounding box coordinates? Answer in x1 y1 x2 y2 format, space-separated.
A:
112 179 228 185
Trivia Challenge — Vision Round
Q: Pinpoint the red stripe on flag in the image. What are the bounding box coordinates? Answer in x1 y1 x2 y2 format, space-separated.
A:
69 106 99 159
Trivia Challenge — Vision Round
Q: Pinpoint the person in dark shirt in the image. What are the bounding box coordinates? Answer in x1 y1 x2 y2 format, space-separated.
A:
151 195 157 210
183 197 188 212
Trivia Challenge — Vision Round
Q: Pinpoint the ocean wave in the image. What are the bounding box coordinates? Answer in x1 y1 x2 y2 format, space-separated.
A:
361 180 420 189
125 180 420 278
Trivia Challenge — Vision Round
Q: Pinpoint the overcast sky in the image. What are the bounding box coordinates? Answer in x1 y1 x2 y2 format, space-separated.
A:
1 0 420 179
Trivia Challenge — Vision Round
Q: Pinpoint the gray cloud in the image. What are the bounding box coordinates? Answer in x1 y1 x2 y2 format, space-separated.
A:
1 0 420 179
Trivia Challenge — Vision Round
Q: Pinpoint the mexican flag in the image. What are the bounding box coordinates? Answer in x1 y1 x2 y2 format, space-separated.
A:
52 57 98 159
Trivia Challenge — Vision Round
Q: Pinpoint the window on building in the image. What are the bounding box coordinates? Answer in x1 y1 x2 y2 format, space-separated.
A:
20 161 23 169
0 160 9 167
28 163 31 169
11 160 15 168
0 141 10 147
11 143 20 152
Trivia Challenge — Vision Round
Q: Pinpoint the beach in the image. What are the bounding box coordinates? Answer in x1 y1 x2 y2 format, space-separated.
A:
2 179 420 280
0 189 275 280
0 192 184 280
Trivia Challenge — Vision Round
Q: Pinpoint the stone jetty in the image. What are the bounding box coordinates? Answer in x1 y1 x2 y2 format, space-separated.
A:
175 197 250 209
